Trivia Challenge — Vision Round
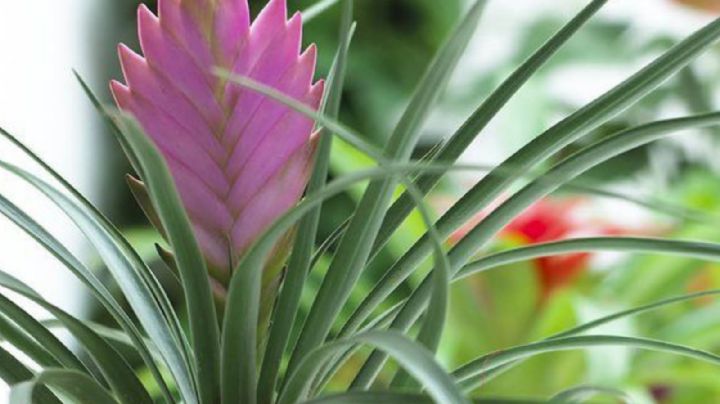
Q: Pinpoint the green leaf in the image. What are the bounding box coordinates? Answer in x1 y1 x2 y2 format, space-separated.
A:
458 237 720 280
307 304 406 395
278 331 468 404
0 192 170 400
0 294 84 372
451 112 720 275
302 392 545 404
73 70 142 173
0 269 152 404
565 183 720 228
474 288 720 385
0 314 60 368
71 77 194 385
339 12 720 348
372 0 609 256
436 12 720 250
286 0 486 386
550 385 631 403
350 112 720 386
10 369 118 404
387 184 451 390
221 170 451 403
74 76 188 315
0 344 36 385
114 114 220 404
126 175 168 241
553 290 720 339
39 319 164 364
302 0 341 23
0 346 60 404
0 160 195 403
453 335 720 391
220 162 477 404
73 71 142 174
257 4 355 402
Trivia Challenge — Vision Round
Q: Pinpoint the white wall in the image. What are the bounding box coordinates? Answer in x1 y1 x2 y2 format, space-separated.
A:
0 0 97 399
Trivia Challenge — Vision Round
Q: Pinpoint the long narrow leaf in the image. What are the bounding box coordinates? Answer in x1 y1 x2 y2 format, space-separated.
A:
468 288 720 385
0 346 60 404
0 345 34 386
303 392 544 404
0 291 83 372
550 385 631 403
10 369 117 404
73 72 142 174
220 161 490 404
0 193 170 399
458 236 720 280
454 335 720 390
72 75 194 401
340 14 720 352
350 112 720 387
114 114 220 404
0 269 152 404
0 314 60 368
286 0 486 383
372 0 609 255
0 160 196 403
279 331 468 404
302 0 341 22
409 185 452 354
40 319 163 363
258 4 355 402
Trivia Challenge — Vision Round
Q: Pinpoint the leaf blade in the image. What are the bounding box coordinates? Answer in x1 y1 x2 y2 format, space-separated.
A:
10 369 118 404
0 160 196 403
114 114 220 404
279 331 468 404
0 269 152 404
286 0 486 382
257 3 355 401
350 112 720 386
340 14 720 350
0 192 171 400
372 0 610 256
454 335 720 390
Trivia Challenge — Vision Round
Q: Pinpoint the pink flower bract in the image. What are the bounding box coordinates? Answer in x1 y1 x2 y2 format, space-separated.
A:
111 0 324 276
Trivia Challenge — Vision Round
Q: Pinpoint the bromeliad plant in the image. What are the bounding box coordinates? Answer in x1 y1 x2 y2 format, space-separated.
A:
4 0 720 402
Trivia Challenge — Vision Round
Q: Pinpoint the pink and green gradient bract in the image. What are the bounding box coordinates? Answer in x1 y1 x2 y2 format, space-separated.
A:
111 0 324 277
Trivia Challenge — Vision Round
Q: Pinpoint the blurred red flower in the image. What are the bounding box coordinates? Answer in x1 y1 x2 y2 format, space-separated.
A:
450 197 625 297
502 199 596 296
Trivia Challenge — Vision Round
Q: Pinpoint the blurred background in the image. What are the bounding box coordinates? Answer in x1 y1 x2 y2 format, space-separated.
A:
2 0 720 402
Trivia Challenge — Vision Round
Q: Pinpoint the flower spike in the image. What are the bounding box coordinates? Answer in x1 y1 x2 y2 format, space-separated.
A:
112 0 324 280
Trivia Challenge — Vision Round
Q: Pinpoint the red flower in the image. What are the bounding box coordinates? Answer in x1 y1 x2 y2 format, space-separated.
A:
502 199 593 296
450 197 624 297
